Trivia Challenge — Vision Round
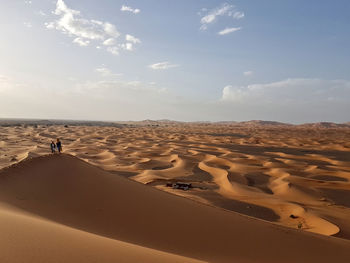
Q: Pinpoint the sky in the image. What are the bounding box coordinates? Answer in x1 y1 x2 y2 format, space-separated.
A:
0 0 349 123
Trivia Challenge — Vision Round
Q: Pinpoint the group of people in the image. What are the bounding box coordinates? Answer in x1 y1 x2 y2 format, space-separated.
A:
50 138 62 153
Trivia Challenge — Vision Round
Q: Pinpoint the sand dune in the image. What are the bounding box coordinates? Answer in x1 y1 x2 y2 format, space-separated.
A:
0 204 204 263
0 154 350 263
1 122 350 260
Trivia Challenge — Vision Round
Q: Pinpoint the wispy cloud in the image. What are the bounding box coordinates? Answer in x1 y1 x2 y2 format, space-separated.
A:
46 0 140 55
75 79 166 94
95 67 122 77
73 37 90 46
23 22 33 28
121 5 140 14
0 75 14 93
243 71 253 76
103 38 116 46
219 78 350 122
126 80 142 87
106 46 119 55
218 27 241 35
233 11 244 19
199 3 244 31
222 78 350 103
36 10 47 16
148 62 179 70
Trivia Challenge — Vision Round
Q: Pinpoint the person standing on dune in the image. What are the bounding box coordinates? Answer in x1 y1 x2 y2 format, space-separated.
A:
56 138 62 153
50 141 56 153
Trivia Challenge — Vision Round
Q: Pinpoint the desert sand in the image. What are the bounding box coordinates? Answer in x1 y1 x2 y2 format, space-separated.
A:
1 120 350 262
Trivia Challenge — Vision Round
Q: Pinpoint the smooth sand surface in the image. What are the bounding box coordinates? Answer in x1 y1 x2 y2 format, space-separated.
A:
0 204 204 263
0 154 350 263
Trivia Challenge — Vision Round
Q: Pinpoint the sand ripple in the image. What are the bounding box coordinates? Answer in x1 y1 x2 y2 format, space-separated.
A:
1 123 350 238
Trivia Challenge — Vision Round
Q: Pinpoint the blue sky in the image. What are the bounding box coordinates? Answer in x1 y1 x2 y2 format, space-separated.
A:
0 0 349 123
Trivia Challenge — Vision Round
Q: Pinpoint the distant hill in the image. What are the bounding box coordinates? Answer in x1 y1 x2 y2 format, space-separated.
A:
299 122 350 128
1 118 349 128
239 120 292 126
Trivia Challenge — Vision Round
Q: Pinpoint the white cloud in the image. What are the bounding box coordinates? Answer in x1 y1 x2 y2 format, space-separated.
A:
47 0 110 40
46 0 139 55
103 22 119 38
148 62 179 70
200 3 244 30
24 0 32 4
103 38 116 46
120 42 133 51
243 71 253 76
232 11 244 19
121 5 140 14
107 46 119 55
221 78 350 103
218 27 241 35
222 85 245 101
73 37 90 46
126 34 141 44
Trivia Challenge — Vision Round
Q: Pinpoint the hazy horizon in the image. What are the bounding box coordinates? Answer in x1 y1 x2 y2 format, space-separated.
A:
1 116 350 126
1 0 349 123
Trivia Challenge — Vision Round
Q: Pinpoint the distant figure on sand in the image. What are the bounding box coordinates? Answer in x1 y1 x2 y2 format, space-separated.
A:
56 138 62 153
50 141 56 153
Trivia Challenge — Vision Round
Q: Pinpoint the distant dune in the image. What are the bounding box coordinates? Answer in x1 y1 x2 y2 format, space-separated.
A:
0 154 350 262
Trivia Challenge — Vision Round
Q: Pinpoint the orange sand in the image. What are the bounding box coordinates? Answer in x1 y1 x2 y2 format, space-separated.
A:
1 121 350 262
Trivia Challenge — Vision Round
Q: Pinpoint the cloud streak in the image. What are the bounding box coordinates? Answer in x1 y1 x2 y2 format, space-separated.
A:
200 3 244 31
148 62 179 70
218 27 241 35
95 67 122 77
222 78 350 103
243 71 253 76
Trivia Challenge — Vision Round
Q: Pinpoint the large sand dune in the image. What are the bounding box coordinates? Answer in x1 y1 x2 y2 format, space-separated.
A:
0 154 350 262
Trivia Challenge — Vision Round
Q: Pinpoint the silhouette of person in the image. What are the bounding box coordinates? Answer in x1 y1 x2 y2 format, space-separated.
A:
50 141 56 153
56 138 62 153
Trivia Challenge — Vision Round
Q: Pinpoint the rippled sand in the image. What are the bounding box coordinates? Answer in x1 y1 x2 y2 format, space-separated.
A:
1 121 350 239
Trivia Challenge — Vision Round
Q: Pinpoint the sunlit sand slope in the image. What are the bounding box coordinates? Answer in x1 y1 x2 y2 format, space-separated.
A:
0 204 204 263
